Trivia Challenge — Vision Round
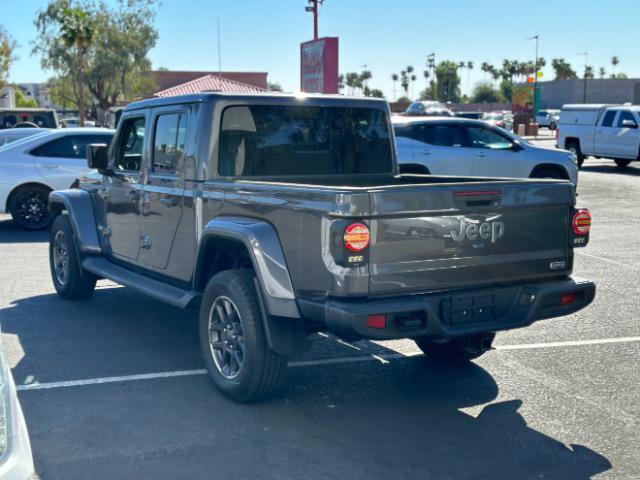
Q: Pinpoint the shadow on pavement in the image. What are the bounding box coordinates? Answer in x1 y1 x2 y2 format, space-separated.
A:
581 163 640 176
1 287 612 480
0 217 48 243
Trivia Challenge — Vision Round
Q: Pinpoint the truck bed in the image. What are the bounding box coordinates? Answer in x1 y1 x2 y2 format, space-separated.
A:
208 174 575 299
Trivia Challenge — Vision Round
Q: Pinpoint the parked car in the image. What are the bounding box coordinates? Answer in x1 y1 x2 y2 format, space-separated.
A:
406 100 453 117
0 108 58 129
557 104 640 168
482 111 513 131
48 92 594 402
61 117 96 128
0 326 35 480
0 128 50 147
0 128 114 229
454 111 484 120
537 109 560 130
393 117 578 183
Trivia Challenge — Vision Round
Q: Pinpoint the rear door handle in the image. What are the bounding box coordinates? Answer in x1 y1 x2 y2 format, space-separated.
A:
420 149 431 155
40 163 59 169
475 152 487 158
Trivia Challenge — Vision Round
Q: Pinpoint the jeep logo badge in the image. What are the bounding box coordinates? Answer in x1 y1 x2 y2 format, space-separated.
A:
451 218 505 244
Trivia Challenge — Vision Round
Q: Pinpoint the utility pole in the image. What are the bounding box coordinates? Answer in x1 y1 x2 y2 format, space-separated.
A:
305 0 324 40
580 52 588 103
528 35 539 116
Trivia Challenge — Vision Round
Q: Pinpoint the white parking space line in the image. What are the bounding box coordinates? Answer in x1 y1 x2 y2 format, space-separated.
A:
575 250 638 270
16 335 640 392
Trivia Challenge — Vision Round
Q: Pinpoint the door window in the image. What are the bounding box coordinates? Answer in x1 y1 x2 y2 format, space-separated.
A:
116 117 146 172
152 113 187 175
616 111 637 128
413 124 465 147
466 127 513 150
31 134 113 158
601 110 617 127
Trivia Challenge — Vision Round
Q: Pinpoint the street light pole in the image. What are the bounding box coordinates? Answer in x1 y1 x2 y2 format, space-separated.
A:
528 35 539 117
580 52 588 103
305 0 324 40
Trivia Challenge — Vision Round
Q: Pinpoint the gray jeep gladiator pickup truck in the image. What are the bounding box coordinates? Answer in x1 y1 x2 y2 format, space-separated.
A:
47 93 595 402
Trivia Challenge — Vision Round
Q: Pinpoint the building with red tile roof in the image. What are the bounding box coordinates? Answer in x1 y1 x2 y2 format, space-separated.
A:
152 73 267 97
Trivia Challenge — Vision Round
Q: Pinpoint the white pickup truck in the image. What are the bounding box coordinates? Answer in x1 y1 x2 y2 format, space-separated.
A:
557 104 640 168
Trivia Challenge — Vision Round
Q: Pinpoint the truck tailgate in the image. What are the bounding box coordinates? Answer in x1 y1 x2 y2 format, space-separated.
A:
367 181 574 295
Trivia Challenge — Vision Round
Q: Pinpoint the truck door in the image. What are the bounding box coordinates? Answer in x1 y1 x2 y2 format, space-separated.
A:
611 110 640 158
139 106 194 281
103 114 148 263
594 110 618 157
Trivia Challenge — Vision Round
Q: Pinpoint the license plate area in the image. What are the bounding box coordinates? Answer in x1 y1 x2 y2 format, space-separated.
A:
441 293 501 326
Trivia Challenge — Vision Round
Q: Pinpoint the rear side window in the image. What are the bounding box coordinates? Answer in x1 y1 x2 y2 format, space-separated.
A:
601 110 617 127
152 113 187 175
31 134 112 158
116 117 146 172
218 105 393 177
617 110 637 128
413 124 465 147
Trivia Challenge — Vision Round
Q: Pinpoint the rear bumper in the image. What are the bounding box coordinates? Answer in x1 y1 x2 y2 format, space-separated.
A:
298 276 595 341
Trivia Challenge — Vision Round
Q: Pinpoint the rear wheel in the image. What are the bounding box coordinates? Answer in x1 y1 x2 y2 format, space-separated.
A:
614 159 632 168
415 333 495 364
565 141 585 168
49 215 97 299
9 185 51 230
199 269 288 402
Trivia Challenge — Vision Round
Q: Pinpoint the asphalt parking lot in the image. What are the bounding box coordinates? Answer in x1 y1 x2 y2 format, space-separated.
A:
1 143 639 479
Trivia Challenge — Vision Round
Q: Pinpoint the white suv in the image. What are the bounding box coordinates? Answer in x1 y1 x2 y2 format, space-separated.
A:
0 128 114 229
393 117 578 184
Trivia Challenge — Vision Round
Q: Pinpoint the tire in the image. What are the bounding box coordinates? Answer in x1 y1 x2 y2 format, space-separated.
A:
49 215 97 299
530 168 566 180
614 159 631 168
565 141 585 168
9 184 51 230
199 269 288 402
415 333 495 364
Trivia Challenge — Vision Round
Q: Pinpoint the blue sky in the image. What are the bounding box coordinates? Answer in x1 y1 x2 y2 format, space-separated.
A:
3 0 639 99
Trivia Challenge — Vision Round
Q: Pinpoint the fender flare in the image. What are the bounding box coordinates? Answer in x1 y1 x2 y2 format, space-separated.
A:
197 216 300 319
48 189 102 255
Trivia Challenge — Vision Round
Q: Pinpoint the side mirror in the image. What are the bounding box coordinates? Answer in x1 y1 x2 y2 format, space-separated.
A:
621 119 638 129
512 139 524 151
86 144 113 175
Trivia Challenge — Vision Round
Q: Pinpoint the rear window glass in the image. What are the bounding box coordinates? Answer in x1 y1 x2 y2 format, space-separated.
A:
218 105 393 177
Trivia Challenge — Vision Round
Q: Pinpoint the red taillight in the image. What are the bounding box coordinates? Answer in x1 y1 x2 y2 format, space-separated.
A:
573 209 591 235
561 292 577 305
367 314 386 329
344 223 370 252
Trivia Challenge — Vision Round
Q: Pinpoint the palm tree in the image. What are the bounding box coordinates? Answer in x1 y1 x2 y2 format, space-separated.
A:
400 70 409 97
57 5 95 126
598 67 606 79
611 56 619 78
391 73 399 100
410 74 417 99
465 61 473 97
585 66 595 80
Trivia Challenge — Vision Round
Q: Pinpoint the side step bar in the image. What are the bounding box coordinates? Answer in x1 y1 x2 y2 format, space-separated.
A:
82 256 201 309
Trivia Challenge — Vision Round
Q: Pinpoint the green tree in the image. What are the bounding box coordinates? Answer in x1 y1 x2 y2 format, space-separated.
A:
14 87 39 108
369 88 384 98
499 79 512 103
35 0 158 125
434 60 461 102
390 73 398 99
470 81 504 103
0 26 16 91
396 95 410 104
598 67 606 79
267 82 283 92
584 66 595 80
48 74 90 110
35 0 95 125
551 58 578 80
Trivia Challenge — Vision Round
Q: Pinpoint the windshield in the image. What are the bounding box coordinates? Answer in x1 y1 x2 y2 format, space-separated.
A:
218 105 393 177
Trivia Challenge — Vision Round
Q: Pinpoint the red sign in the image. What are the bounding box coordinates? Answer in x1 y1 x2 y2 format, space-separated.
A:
300 37 339 94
